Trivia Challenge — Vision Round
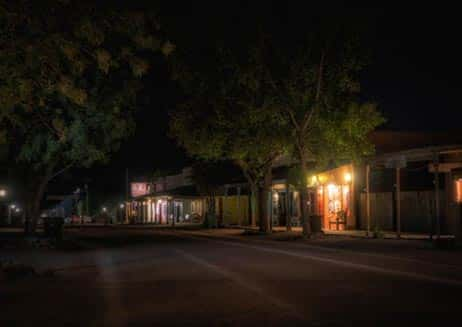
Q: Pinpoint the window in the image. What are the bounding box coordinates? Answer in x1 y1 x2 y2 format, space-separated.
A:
455 179 462 203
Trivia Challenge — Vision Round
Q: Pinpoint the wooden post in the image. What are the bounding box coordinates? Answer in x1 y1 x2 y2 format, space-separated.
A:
237 186 241 226
366 164 371 237
170 200 174 227
396 167 401 239
434 152 440 239
285 181 292 231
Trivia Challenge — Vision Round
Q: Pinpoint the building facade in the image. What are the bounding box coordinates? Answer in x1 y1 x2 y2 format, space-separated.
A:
126 168 205 225
304 146 462 238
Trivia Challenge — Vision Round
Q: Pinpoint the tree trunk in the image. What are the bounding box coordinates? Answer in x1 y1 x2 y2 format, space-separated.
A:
258 166 272 234
205 194 216 228
24 167 53 235
299 156 312 237
249 183 258 227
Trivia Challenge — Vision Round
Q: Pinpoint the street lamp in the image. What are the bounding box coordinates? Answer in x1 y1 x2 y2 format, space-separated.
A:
0 189 6 197
15 208 21 213
102 207 107 213
119 203 125 209
7 204 16 225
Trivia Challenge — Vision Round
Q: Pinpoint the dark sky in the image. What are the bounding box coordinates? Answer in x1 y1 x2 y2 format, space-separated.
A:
54 2 462 207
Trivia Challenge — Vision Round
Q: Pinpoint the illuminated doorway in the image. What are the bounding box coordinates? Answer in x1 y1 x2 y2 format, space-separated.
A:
323 183 350 230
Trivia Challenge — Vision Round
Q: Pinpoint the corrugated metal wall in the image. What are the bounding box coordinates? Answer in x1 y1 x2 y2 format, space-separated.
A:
359 191 446 233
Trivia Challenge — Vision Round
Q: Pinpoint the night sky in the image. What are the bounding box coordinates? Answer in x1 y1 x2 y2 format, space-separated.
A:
53 2 462 208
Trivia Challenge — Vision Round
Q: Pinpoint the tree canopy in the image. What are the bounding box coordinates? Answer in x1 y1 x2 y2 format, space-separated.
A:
0 0 173 229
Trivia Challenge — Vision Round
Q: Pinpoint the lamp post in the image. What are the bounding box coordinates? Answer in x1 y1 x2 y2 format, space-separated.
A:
0 188 6 225
8 204 16 225
119 203 125 224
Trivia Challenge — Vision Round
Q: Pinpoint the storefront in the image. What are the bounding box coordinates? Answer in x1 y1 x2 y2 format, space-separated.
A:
127 195 204 225
308 164 354 231
271 183 300 227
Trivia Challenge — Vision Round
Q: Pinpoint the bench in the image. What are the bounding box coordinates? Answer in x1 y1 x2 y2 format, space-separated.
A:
328 219 346 231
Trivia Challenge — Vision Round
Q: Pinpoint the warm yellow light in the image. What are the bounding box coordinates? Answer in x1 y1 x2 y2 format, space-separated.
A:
0 189 6 197
344 172 352 183
327 183 337 194
273 192 279 201
456 179 462 203
311 175 318 185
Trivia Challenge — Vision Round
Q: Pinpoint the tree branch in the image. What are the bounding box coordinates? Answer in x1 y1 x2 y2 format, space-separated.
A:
49 161 75 182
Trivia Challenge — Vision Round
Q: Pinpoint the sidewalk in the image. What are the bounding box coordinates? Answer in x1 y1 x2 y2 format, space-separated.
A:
225 224 456 241
169 227 462 268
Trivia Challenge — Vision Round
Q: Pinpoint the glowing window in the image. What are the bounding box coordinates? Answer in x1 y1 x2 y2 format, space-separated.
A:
455 179 462 203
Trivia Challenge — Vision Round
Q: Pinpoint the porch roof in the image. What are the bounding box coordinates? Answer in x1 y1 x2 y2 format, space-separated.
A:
371 144 462 166
131 185 204 201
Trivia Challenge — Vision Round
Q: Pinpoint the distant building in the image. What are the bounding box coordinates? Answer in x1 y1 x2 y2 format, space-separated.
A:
43 188 84 218
126 168 204 225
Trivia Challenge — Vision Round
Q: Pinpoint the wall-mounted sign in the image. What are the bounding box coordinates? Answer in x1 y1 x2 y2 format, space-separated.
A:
131 183 150 197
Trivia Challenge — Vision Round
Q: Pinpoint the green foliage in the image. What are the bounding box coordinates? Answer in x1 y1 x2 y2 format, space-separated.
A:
263 30 386 178
0 0 169 173
170 44 289 187
315 102 386 166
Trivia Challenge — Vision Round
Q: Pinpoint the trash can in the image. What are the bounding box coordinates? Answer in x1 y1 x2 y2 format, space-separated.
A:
310 215 322 233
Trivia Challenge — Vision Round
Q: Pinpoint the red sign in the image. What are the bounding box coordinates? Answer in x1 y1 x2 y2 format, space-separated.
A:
131 183 150 197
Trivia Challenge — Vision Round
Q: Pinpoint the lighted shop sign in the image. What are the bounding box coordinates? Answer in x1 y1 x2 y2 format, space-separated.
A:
131 183 150 197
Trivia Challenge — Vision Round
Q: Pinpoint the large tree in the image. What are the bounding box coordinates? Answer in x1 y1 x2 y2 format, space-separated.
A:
170 47 288 232
266 29 385 236
0 0 173 233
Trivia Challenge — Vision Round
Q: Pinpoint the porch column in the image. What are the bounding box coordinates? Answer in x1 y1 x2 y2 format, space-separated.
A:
366 164 371 236
169 199 174 226
147 201 151 223
285 182 291 231
396 167 401 239
237 186 241 226
153 201 157 224
137 202 141 223
434 152 441 239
